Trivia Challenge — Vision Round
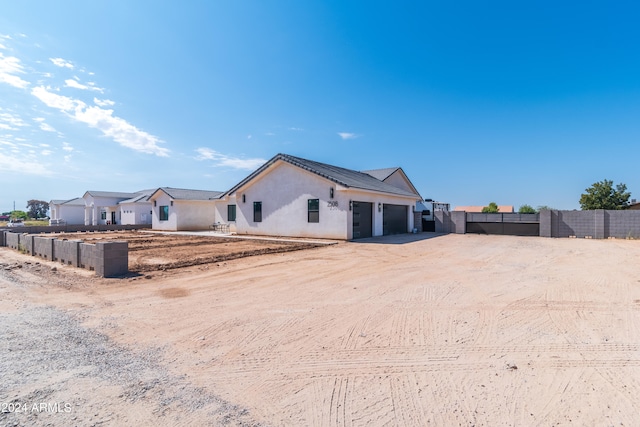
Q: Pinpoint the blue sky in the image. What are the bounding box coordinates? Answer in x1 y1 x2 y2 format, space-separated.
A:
2 1 640 213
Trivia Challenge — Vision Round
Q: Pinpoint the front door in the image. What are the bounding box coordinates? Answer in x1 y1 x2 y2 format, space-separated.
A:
111 211 116 225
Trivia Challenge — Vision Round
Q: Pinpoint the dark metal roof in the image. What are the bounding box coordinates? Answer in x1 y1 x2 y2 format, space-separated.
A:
150 187 224 201
225 153 419 198
84 190 140 199
51 197 84 205
362 167 400 181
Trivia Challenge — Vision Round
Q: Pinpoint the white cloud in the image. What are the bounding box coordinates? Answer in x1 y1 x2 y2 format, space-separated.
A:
0 43 6 50
0 52 30 88
65 78 104 92
94 97 115 107
0 152 53 176
41 149 53 156
31 86 81 111
62 142 74 152
39 122 56 132
31 85 169 157
196 148 265 170
50 57 74 69
288 127 303 131
338 132 360 140
0 112 28 129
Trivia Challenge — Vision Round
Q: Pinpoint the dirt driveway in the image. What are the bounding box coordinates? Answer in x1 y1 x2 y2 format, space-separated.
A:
2 233 640 426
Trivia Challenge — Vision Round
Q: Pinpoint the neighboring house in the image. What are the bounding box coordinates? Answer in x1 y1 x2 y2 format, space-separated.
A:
83 190 154 225
221 153 421 240
148 187 224 231
49 197 85 225
119 193 153 225
454 205 514 213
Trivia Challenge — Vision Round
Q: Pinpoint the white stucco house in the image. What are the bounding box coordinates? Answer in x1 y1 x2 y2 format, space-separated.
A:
148 187 224 231
82 190 154 226
49 197 85 225
119 193 153 225
220 153 422 240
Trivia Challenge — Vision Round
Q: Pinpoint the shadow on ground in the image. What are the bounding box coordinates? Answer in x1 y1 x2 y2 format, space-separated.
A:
352 232 448 245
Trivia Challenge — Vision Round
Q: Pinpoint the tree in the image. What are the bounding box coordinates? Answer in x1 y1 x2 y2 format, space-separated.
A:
26 199 49 219
579 179 630 210
10 210 28 220
482 202 499 213
518 204 536 214
537 205 554 211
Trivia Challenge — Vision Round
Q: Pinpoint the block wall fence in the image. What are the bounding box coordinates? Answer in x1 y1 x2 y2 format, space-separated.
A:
1 231 128 277
436 209 640 239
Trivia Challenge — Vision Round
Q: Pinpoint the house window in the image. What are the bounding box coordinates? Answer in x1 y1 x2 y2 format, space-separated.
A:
253 202 262 222
101 212 106 220
308 199 319 223
227 204 236 222
159 205 169 221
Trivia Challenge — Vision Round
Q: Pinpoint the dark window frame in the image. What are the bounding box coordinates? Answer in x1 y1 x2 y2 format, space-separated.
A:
253 201 262 222
308 199 319 223
227 204 236 222
159 205 169 221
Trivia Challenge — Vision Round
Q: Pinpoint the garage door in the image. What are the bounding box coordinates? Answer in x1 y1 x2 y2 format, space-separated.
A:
383 204 407 235
352 201 372 239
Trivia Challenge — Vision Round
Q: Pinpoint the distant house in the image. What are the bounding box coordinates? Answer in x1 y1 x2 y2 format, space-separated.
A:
82 190 154 225
148 187 224 231
220 153 422 239
454 205 514 213
119 193 153 225
49 197 85 225
628 200 640 210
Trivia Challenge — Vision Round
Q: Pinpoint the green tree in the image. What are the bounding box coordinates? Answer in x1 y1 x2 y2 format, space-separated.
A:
26 199 49 219
482 202 499 213
537 205 554 211
579 179 630 210
10 210 28 220
518 204 536 214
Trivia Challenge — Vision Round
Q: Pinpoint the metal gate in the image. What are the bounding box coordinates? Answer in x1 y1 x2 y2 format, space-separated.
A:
383 204 407 235
352 201 372 239
465 213 540 236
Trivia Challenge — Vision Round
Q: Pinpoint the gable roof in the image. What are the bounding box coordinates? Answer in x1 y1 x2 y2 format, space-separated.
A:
50 197 85 206
363 166 421 197
362 167 400 181
84 190 140 199
149 187 224 201
225 153 420 198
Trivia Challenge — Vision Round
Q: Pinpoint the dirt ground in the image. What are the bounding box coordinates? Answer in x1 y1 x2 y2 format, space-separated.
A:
2 233 640 426
38 230 326 272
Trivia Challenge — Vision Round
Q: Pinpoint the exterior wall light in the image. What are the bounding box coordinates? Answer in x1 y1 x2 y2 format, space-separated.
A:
349 200 352 211
154 200 157 207
378 202 382 212
330 188 334 199
170 200 173 206
242 194 246 203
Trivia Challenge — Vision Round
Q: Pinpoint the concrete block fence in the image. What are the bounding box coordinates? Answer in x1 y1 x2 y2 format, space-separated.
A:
437 209 640 239
1 231 128 277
